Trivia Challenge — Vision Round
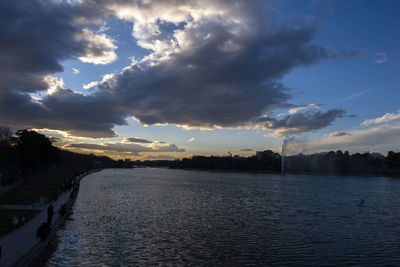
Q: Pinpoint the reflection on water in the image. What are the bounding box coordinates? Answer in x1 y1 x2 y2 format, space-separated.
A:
47 168 400 266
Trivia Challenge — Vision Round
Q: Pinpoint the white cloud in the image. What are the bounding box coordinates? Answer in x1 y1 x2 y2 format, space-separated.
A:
44 75 65 95
304 124 400 154
187 137 195 142
276 104 321 118
288 104 321 114
76 29 117 65
362 110 400 126
107 0 256 67
72 67 80 74
83 73 116 90
374 51 387 64
83 81 99 90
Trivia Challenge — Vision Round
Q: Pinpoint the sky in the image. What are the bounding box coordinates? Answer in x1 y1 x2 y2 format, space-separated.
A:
0 0 399 160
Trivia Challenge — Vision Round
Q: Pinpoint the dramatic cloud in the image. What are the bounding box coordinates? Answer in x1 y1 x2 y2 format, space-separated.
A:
107 18 330 129
0 0 116 93
0 0 341 138
329 131 351 137
0 89 127 138
260 109 346 137
67 141 185 154
362 110 400 126
187 137 195 143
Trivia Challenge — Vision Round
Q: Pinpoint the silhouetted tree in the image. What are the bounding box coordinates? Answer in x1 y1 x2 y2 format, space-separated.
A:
13 129 60 172
0 129 130 185
387 151 400 169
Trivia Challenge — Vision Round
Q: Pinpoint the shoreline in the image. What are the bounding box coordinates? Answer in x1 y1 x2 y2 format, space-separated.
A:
9 169 103 267
142 166 400 179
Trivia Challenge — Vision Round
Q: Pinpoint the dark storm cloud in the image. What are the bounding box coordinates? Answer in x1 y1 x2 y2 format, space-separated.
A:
0 89 126 138
0 0 114 93
0 0 343 138
105 22 332 129
258 109 346 136
0 0 74 92
0 0 120 136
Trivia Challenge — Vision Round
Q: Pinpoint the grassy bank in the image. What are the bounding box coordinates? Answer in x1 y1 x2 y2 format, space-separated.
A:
0 187 59 205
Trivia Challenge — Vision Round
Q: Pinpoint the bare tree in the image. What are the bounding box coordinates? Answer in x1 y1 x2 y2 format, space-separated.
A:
0 126 12 142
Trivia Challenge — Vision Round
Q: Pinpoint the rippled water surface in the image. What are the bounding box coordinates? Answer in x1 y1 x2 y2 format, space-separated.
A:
47 168 400 266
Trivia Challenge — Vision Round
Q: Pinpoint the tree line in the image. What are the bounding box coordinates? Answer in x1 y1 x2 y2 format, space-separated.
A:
1 126 399 182
0 127 131 185
133 150 400 176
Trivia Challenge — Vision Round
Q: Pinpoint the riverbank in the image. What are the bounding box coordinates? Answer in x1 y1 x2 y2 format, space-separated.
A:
141 166 400 179
0 169 102 267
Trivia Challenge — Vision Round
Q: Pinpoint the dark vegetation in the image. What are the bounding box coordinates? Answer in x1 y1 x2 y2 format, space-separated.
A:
0 127 132 186
134 150 400 176
1 125 399 181
0 209 40 237
0 187 59 205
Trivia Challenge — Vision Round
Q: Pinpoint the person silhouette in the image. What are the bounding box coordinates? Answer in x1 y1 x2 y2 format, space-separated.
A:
47 203 55 225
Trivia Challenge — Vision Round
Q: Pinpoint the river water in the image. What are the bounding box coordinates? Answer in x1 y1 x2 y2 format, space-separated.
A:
46 168 400 266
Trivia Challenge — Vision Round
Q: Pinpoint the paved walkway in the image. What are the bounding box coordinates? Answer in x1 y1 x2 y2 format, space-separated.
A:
0 189 72 267
0 204 45 210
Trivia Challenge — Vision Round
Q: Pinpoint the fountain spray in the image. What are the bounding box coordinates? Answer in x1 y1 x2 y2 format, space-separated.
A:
281 139 287 175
